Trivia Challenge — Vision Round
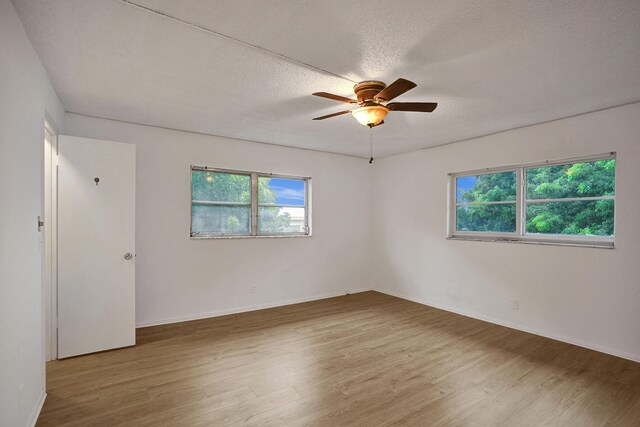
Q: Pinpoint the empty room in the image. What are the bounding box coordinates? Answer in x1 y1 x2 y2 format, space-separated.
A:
2 0 640 426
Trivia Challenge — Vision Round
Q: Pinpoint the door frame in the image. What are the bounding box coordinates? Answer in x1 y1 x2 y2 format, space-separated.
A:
43 117 59 361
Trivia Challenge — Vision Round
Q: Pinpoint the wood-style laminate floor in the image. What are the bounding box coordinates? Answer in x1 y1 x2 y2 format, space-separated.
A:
38 291 640 426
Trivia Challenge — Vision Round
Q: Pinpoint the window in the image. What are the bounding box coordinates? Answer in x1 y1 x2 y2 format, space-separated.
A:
191 170 251 236
191 167 310 238
455 171 517 233
449 153 616 247
257 176 307 235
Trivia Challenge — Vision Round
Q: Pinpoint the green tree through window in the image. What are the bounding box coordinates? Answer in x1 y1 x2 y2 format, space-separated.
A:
453 158 615 238
525 160 615 236
456 171 517 232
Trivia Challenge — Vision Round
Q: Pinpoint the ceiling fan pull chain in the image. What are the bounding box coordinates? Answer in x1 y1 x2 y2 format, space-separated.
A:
369 130 374 164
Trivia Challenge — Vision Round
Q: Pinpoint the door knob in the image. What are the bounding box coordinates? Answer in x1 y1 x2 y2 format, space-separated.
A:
124 252 133 260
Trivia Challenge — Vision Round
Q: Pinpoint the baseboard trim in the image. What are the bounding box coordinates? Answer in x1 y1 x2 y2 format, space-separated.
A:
136 288 371 328
27 391 46 427
376 289 640 363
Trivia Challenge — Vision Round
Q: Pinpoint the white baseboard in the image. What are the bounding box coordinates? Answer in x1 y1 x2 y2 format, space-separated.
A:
136 288 371 328
376 289 640 363
27 391 46 427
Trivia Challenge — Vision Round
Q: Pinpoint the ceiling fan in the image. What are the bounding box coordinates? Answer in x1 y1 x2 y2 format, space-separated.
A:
312 78 437 128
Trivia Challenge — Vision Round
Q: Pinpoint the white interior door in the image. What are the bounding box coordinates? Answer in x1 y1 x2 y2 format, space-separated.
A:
57 135 135 358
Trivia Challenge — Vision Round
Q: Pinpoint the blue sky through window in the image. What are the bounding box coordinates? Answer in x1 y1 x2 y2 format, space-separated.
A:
266 178 305 205
456 176 477 202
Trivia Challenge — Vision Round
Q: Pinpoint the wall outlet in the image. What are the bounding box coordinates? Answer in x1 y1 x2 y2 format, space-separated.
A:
511 299 519 310
251 285 257 294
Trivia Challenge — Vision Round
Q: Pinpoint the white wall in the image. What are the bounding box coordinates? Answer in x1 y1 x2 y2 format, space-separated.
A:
371 102 640 361
0 0 65 426
64 114 372 327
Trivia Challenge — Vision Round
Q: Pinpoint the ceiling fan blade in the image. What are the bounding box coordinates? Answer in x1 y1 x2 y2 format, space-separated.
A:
387 102 438 112
312 92 358 104
374 78 417 102
312 109 353 120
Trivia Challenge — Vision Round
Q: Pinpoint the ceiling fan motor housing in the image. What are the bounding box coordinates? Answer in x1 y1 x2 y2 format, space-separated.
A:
353 81 386 102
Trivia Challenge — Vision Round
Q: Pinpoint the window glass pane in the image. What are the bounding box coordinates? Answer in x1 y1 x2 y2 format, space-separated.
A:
191 205 250 235
526 159 615 200
456 204 516 232
258 177 305 206
526 200 614 236
192 171 250 203
258 206 305 234
456 171 516 203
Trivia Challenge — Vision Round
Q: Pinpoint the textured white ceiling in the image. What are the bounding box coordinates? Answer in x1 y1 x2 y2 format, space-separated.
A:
13 0 640 157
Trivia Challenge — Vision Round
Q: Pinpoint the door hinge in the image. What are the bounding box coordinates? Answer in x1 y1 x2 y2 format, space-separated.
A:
37 216 44 232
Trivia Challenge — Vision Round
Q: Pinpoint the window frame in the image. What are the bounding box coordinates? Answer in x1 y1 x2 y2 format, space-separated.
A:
190 166 311 239
447 152 616 248
451 168 521 237
256 173 310 236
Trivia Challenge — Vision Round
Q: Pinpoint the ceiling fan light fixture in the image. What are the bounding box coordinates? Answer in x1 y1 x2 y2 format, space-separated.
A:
351 105 388 127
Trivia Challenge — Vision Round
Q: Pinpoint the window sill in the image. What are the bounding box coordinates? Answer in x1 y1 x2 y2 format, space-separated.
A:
191 234 312 240
447 235 614 249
